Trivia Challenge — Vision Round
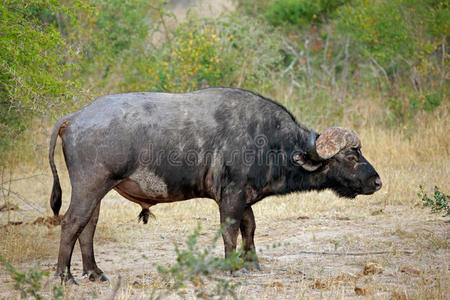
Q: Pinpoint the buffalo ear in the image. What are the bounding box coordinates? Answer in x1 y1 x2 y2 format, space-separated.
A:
293 153 322 172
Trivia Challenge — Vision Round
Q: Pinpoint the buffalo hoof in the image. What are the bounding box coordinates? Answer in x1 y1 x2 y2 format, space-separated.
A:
82 271 109 282
99 273 109 282
55 271 78 285
232 268 250 277
65 278 79 285
246 260 261 271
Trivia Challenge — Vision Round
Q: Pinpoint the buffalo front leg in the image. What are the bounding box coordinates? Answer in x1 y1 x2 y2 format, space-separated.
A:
219 187 245 261
78 201 108 282
240 206 260 270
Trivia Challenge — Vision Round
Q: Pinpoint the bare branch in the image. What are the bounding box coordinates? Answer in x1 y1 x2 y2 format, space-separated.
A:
0 187 45 213
110 276 122 300
369 56 389 83
8 173 47 183
296 249 414 256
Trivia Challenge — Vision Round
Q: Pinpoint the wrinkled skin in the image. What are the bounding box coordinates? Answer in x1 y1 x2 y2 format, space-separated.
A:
49 88 381 283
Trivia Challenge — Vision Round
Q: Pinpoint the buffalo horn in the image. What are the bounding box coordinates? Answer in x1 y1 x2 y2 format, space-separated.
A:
306 130 324 161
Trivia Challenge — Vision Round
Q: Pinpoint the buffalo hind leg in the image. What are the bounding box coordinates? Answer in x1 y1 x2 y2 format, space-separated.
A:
56 181 113 284
240 206 260 270
78 201 108 282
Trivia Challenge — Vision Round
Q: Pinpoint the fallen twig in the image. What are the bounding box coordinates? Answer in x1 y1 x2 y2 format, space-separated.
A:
0 187 44 213
8 173 47 183
110 276 121 300
296 250 414 256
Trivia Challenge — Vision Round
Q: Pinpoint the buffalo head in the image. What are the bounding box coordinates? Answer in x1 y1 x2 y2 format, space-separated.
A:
295 127 382 198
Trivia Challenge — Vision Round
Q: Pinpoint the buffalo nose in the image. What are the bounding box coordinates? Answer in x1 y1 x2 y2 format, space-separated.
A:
374 177 382 190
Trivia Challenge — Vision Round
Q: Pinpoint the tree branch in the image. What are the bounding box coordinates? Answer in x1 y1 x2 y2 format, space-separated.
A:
296 249 414 256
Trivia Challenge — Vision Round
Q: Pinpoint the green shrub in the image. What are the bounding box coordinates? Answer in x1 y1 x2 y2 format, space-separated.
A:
335 0 414 69
156 221 245 299
142 22 238 92
77 0 155 76
419 185 450 217
0 254 63 300
115 13 283 93
264 0 349 27
334 0 448 85
238 0 349 27
423 92 442 112
0 0 81 163
387 91 444 124
265 0 320 27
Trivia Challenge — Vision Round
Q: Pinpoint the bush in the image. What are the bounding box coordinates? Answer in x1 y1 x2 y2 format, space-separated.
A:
264 0 349 28
156 222 245 299
76 0 155 77
334 0 448 89
0 0 81 162
238 0 447 125
335 0 414 69
113 12 283 93
0 254 63 299
419 185 450 217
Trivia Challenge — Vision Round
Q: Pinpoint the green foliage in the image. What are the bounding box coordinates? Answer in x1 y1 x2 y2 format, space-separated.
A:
129 21 237 92
94 0 151 55
238 0 447 125
423 92 442 112
334 0 448 87
346 0 448 123
156 221 245 299
419 185 450 217
0 254 63 299
387 91 444 124
335 0 414 68
264 0 349 27
115 13 283 93
77 0 156 76
416 0 449 38
265 0 320 27
0 0 80 162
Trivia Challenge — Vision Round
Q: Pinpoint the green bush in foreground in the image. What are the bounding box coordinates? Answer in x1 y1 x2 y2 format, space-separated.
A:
156 221 246 299
419 185 450 217
0 254 63 300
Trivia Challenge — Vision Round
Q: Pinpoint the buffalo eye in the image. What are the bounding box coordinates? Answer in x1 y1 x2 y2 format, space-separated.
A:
346 155 358 162
352 147 362 155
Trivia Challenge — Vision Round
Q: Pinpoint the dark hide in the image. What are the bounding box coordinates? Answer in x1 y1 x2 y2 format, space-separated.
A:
49 88 381 282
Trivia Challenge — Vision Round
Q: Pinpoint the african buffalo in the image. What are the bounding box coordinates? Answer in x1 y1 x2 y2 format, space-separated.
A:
49 88 381 283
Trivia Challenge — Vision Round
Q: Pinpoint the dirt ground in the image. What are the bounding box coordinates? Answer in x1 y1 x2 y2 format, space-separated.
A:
1 190 448 299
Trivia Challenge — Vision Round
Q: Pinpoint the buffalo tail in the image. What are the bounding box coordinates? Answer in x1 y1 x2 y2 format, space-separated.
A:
49 116 70 216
